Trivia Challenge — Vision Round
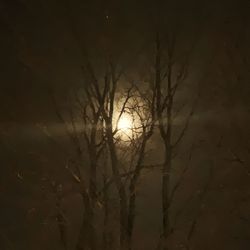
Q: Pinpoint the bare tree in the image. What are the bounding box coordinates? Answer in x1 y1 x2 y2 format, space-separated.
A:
80 58 157 250
120 85 156 250
50 88 106 250
152 33 196 250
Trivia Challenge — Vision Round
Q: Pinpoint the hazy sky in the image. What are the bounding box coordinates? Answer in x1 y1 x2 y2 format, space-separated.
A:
1 1 250 250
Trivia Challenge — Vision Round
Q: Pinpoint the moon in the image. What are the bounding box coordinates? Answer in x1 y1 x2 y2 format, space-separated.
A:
117 114 133 133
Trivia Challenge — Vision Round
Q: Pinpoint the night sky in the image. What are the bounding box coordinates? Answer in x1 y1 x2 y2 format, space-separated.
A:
1 0 250 250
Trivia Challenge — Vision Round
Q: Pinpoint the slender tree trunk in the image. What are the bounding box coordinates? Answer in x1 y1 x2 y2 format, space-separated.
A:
76 191 97 250
127 176 137 250
103 174 110 250
55 187 67 250
88 155 97 250
127 141 147 250
102 146 114 250
162 93 173 250
127 186 135 249
76 182 95 250
154 29 174 247
76 192 90 250
106 124 129 250
76 155 97 250
162 148 171 250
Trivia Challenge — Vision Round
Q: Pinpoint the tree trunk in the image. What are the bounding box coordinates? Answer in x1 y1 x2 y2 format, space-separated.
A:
162 151 171 250
127 141 147 250
76 191 97 250
106 124 129 250
56 188 67 250
103 175 110 250
127 178 137 250
161 92 173 250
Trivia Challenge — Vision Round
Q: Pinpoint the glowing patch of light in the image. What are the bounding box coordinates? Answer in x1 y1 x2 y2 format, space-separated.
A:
117 114 133 133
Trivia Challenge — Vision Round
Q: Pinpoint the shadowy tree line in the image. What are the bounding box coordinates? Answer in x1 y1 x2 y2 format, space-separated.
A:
48 28 204 250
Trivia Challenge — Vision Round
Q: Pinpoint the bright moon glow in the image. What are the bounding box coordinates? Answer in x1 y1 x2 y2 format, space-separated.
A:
113 96 144 141
117 114 133 133
115 113 134 141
